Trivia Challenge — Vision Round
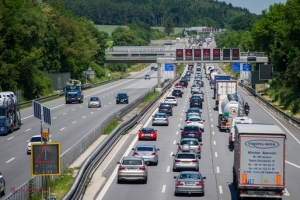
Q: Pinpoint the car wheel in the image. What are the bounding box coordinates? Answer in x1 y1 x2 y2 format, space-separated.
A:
116 102 119 104
201 191 205 197
200 106 203 109
117 179 122 184
143 177 147 184
1 189 5 196
202 129 204 132
172 167 177 172
174 191 179 196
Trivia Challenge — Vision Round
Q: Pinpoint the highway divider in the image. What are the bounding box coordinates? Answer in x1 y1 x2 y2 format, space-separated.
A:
5 72 183 200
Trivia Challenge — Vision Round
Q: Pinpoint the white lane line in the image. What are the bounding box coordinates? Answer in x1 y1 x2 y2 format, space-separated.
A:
63 113 66 115
60 127 65 130
183 109 185 112
211 125 214 127
211 119 213 121
216 166 220 173
213 141 216 145
49 135 52 138
212 131 215 135
176 131 178 135
178 124 180 127
209 110 211 112
210 114 212 116
170 152 173 157
215 152 218 157
72 109 75 111
162 185 166 193
109 102 111 104
82 116 86 118
181 113 183 116
104 105 107 107
173 140 176 144
209 106 210 109
6 157 15 163
180 118 182 121
219 185 223 194
98 108 101 110
80 106 82 108
52 117 57 119
72 121 76 124
286 160 300 169
284 188 291 196
7 136 14 141
91 112 94 114
166 166 170 172
25 128 31 132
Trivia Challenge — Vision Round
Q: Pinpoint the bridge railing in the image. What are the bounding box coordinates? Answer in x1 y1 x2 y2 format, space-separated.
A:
110 46 165 52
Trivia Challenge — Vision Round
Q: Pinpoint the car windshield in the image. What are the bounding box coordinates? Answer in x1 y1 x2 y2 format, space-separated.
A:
188 109 199 113
184 126 199 131
181 140 199 145
136 147 154 151
188 118 201 122
90 97 99 101
154 114 166 118
122 160 142 165
0 108 5 119
179 173 200 179
177 154 196 159
30 137 42 142
66 86 80 91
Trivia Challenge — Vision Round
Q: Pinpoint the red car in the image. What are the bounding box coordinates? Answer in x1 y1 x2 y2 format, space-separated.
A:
138 127 157 140
175 82 184 88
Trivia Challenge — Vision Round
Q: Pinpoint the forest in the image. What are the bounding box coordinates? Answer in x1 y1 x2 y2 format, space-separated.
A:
215 0 300 114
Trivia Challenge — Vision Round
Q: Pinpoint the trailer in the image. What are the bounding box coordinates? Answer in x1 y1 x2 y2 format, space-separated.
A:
0 98 22 135
215 80 237 107
233 123 286 199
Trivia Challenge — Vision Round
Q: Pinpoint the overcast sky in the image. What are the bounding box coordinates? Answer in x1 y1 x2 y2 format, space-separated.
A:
221 0 287 14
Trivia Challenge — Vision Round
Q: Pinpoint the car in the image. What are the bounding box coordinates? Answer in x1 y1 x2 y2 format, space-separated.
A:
88 97 101 108
144 74 151 79
117 156 148 183
172 146 199 171
180 125 202 142
172 89 183 98
196 66 201 71
177 138 202 158
190 98 203 109
132 144 160 165
150 66 155 70
0 172 5 197
174 86 184 93
27 135 51 154
158 103 173 116
174 171 206 196
186 116 205 132
138 127 157 140
179 79 188 87
190 94 204 103
185 112 200 121
191 84 200 92
152 112 169 126
185 108 201 121
175 82 184 88
163 96 177 106
116 93 129 104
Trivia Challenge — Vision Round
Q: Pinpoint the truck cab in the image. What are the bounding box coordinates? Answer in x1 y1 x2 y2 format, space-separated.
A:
65 79 84 104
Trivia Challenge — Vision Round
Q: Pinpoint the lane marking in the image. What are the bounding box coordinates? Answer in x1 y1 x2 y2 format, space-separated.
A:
25 128 31 132
49 135 52 138
72 109 75 111
176 131 178 135
166 166 170 172
213 141 216 145
285 160 300 169
210 114 212 116
162 185 166 193
215 152 218 157
219 185 223 194
52 117 57 119
173 140 176 144
91 112 94 114
284 188 290 196
216 166 220 173
7 136 14 141
6 157 15 163
63 113 66 115
104 105 107 107
170 152 173 157
211 119 213 121
72 121 76 124
180 118 182 121
109 102 111 104
209 110 211 112
211 125 214 127
60 127 65 130
178 124 180 127
82 116 86 118
212 131 215 135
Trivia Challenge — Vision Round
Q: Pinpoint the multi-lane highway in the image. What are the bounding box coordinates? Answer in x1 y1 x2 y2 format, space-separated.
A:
0 40 187 198
96 61 300 198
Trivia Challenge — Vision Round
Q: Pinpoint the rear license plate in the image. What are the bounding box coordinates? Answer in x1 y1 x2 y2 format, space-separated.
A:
194 103 198 105
186 182 195 186
189 134 195 137
144 134 151 137
127 168 137 171
183 162 190 164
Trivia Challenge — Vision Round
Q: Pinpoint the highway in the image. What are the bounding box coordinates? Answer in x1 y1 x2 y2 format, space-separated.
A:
0 40 187 199
96 44 300 199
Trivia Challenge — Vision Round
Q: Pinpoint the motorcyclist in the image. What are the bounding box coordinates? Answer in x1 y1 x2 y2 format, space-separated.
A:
244 102 250 111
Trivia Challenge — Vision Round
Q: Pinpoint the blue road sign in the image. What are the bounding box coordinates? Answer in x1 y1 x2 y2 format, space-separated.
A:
164 63 174 71
232 62 240 72
242 63 251 71
33 101 42 120
43 106 52 126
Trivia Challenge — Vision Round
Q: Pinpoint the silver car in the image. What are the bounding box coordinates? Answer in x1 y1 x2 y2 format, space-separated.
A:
0 172 5 197
132 144 159 165
174 171 206 196
152 113 169 126
117 156 148 184
191 84 200 92
88 97 101 108
177 138 202 158
172 148 199 172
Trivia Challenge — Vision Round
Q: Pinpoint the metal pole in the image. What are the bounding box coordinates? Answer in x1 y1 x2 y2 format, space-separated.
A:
157 63 162 88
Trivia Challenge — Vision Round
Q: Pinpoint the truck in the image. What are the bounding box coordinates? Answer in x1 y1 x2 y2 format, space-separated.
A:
212 75 230 93
233 123 286 199
218 94 244 132
65 79 84 104
215 80 237 105
0 98 22 135
228 117 253 150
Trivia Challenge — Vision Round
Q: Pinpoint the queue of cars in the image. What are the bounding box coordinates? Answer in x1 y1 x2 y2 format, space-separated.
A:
116 63 207 196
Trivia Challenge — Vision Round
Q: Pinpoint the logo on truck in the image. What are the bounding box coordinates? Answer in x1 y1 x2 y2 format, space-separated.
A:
230 107 237 115
245 139 280 149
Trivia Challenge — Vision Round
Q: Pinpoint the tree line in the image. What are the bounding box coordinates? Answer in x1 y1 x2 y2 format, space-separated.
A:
215 0 300 114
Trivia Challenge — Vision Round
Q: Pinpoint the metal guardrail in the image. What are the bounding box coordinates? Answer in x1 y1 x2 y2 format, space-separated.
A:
5 72 182 200
18 74 131 107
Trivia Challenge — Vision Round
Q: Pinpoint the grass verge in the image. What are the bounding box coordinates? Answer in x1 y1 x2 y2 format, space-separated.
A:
178 64 185 74
104 119 119 135
143 92 159 103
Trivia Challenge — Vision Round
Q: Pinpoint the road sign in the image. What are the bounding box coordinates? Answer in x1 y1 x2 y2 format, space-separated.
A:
193 49 201 60
223 48 231 60
164 63 174 71
33 101 42 120
163 63 174 79
213 48 221 60
242 63 251 71
176 49 183 61
259 64 273 80
42 131 49 139
31 142 61 176
185 49 192 60
43 106 52 126
232 48 240 60
232 63 240 72
203 49 210 60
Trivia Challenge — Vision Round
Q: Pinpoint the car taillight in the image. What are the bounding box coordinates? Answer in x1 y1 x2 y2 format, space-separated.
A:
196 182 203 186
175 159 181 163
178 145 182 150
177 181 184 186
134 152 139 156
139 166 146 171
187 122 192 124
151 152 156 156
196 132 201 135
173 100 176 101
230 132 233 140
198 146 201 151
119 167 125 170
182 131 188 134
152 118 155 121
198 122 203 124
191 160 198 163
164 118 168 121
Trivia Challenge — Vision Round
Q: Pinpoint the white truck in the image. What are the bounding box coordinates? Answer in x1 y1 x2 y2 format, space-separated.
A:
215 80 237 110
228 117 253 150
233 123 286 199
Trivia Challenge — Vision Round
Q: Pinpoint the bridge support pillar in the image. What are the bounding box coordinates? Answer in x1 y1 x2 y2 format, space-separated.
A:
175 63 178 77
157 63 162 88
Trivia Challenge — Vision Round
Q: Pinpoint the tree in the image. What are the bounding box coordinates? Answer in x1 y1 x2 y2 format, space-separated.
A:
164 16 174 36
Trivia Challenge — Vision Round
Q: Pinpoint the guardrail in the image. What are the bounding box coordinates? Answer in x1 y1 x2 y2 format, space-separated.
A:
5 72 181 200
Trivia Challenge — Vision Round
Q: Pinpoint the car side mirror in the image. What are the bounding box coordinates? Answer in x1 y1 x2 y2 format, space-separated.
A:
174 176 177 179
202 177 206 179
200 143 203 146
132 148 134 150
145 161 150 165
116 161 121 164
157 148 160 151
180 128 183 130
176 143 179 145
198 156 201 159
203 120 205 122
172 154 175 156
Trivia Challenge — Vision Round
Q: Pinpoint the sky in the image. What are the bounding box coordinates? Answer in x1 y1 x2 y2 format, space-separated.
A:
221 0 287 14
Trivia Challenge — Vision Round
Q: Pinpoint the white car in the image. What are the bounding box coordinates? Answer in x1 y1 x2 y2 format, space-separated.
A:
174 86 184 93
186 116 205 132
27 135 51 154
163 96 177 106
191 84 200 92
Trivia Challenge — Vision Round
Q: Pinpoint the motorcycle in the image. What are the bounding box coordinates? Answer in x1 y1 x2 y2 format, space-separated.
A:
244 108 249 116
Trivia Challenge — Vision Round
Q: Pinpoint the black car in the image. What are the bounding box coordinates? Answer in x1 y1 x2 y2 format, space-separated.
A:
190 98 202 109
180 79 188 87
180 125 202 142
190 94 203 102
172 89 183 97
158 103 173 116
116 93 129 104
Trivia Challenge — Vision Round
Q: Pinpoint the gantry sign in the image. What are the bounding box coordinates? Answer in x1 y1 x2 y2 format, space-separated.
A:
176 48 241 61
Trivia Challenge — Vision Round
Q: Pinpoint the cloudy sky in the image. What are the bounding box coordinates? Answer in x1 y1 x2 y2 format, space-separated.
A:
221 0 287 14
